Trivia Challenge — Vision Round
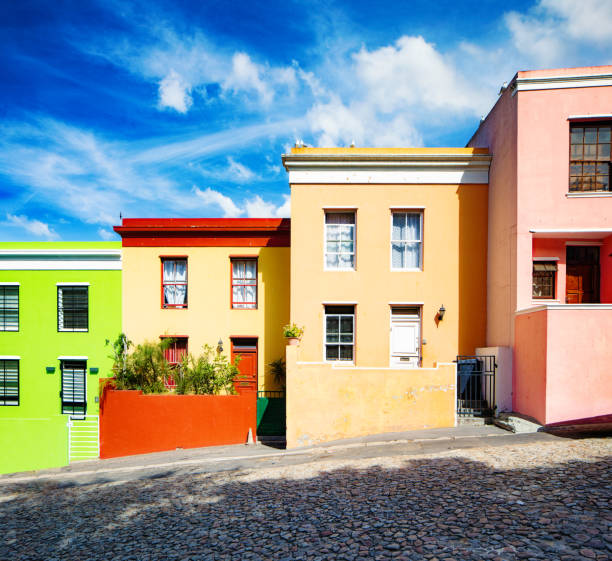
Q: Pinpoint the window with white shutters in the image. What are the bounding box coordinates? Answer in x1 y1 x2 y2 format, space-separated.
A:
61 360 87 416
0 360 19 406
58 286 88 332
0 286 18 331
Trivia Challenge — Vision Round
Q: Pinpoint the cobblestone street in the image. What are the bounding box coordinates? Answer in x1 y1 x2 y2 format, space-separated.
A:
2 437 611 560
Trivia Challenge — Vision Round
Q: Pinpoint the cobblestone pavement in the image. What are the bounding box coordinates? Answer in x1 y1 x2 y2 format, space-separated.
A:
1 438 611 560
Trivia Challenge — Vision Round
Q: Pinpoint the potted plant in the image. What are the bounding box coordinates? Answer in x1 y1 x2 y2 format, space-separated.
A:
283 323 304 345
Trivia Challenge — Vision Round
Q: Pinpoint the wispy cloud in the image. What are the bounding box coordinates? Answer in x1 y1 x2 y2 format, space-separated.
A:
192 187 289 218
5 214 59 240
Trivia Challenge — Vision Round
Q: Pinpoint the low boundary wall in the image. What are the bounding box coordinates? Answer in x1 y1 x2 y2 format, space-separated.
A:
286 346 456 448
100 389 257 459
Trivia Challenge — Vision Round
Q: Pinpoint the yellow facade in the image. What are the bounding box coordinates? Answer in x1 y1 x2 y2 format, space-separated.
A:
283 147 490 446
121 246 290 391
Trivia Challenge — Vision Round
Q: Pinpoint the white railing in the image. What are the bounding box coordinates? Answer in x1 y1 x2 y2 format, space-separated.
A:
67 415 99 463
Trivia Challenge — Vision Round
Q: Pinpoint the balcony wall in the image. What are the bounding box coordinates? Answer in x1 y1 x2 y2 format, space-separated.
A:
514 306 612 425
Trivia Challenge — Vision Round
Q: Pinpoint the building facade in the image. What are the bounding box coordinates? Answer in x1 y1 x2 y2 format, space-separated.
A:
468 65 612 425
0 242 121 474
282 148 490 446
113 218 290 396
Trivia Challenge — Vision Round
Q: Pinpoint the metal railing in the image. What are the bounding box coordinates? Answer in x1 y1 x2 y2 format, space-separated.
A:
456 355 496 418
67 415 99 463
257 390 285 399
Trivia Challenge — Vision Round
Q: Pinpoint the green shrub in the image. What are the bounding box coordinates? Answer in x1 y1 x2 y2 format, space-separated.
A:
176 345 239 395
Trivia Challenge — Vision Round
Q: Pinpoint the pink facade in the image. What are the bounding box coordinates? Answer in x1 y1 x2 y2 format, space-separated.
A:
470 66 612 423
515 308 612 425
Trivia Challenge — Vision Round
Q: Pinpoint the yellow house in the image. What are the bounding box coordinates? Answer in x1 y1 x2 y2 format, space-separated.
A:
113 218 290 394
282 147 490 447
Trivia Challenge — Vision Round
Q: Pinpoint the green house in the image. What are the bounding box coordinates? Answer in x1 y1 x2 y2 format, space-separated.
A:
0 242 121 474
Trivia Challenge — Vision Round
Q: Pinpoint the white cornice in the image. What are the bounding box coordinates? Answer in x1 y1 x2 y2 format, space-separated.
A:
0 249 122 271
283 153 491 185
511 73 612 96
516 303 612 315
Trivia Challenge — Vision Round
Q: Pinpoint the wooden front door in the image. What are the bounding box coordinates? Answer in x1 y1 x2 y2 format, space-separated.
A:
566 246 600 303
231 338 258 394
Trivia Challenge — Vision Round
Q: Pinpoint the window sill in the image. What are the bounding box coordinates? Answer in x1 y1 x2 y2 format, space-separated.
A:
391 268 423 272
58 329 89 333
324 268 356 272
566 192 612 198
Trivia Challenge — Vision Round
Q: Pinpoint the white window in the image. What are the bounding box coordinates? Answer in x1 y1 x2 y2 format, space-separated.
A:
0 286 18 331
391 212 423 270
58 286 88 332
231 259 257 309
325 305 355 361
162 258 188 308
0 359 19 406
61 360 87 416
325 212 355 270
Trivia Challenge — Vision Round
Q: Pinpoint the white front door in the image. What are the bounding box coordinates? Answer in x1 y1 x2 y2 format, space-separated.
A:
390 309 421 368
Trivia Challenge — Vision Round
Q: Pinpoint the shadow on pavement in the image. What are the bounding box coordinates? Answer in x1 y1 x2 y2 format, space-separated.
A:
1 451 610 560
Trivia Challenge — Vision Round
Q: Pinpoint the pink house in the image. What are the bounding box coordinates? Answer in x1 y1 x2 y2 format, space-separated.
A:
468 65 612 426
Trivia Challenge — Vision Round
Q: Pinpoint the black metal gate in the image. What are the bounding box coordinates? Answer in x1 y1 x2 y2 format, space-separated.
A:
456 355 496 418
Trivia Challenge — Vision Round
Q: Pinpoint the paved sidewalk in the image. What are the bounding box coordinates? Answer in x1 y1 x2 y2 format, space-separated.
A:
0 424 557 484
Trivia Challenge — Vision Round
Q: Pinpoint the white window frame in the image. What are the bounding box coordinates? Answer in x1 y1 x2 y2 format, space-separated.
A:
324 211 356 271
390 210 423 271
0 357 19 406
57 285 89 332
0 283 19 332
323 305 355 363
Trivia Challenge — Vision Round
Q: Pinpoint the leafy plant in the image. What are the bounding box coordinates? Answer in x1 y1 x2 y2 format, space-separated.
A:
107 334 172 394
282 323 304 338
268 357 286 389
176 344 240 395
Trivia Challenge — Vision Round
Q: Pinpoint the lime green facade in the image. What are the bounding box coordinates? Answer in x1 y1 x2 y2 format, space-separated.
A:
0 242 121 474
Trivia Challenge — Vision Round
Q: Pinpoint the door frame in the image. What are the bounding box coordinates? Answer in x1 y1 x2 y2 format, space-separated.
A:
389 305 422 368
565 245 600 303
230 336 258 393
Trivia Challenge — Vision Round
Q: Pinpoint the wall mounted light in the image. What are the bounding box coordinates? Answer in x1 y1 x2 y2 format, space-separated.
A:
89 367 99 375
217 338 224 354
438 305 446 321
46 366 55 374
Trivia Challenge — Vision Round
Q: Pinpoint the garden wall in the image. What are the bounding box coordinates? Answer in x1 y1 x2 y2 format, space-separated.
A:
100 389 257 459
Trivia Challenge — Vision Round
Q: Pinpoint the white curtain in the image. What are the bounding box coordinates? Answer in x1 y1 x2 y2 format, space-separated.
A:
392 213 421 269
232 260 256 307
164 260 187 306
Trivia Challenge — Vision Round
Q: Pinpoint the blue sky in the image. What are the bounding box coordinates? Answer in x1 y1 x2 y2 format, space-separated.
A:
1 0 611 241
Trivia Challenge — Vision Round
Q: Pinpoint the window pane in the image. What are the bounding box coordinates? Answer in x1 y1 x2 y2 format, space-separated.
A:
570 127 583 143
0 287 19 331
584 144 597 159
61 361 86 415
340 316 353 336
339 253 354 268
405 214 421 241
0 360 19 406
326 212 354 225
392 213 406 240
339 346 353 361
59 287 88 331
340 241 354 253
326 241 339 253
570 144 583 159
599 128 611 143
405 242 421 268
338 225 354 240
325 345 339 360
326 226 340 241
326 316 339 342
597 144 610 160
392 243 404 268
326 254 339 268
584 128 597 144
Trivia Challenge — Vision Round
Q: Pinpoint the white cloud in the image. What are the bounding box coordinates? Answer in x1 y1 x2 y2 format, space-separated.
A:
223 53 273 105
505 0 612 67
158 69 192 113
193 187 242 217
97 228 115 240
275 194 291 218
5 214 59 240
227 157 256 182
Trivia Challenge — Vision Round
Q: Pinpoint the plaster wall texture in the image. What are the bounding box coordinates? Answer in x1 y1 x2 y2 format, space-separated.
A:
467 87 518 348
121 246 290 391
475 346 513 413
285 346 456 448
513 310 548 423
0 242 121 474
289 183 488 368
100 390 257 458
514 308 612 425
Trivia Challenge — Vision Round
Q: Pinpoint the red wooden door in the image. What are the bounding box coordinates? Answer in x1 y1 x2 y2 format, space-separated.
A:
231 338 258 395
566 246 600 304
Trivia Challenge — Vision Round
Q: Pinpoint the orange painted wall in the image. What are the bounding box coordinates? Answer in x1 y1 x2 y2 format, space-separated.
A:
100 390 256 458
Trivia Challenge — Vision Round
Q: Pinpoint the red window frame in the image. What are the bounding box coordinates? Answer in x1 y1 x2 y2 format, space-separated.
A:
230 257 258 309
161 336 188 364
160 256 188 309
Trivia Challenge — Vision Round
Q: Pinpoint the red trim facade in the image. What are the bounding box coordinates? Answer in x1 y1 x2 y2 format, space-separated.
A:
114 218 291 247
